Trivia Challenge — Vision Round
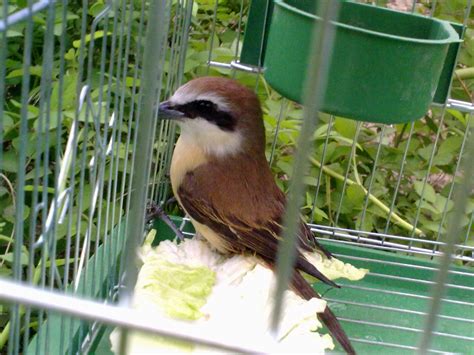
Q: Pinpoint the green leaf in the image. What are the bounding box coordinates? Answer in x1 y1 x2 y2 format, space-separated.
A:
0 187 8 198
53 23 63 36
434 195 453 215
276 160 293 177
3 205 30 223
418 144 434 162
6 30 23 38
346 184 366 207
413 181 436 204
438 135 463 155
356 212 374 232
334 117 357 139
1 150 18 173
24 185 55 194
2 113 15 132
88 2 108 16
0 252 29 266
421 220 445 234
447 109 466 125
419 200 440 216
6 65 42 79
311 206 328 221
73 30 112 48
0 267 12 277
64 48 76 61
9 101 39 119
125 77 140 87
303 176 319 187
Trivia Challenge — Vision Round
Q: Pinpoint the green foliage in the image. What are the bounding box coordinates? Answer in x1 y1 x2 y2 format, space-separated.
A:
0 0 143 344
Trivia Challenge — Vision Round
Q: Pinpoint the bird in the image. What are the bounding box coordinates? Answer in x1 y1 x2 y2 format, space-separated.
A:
158 76 355 354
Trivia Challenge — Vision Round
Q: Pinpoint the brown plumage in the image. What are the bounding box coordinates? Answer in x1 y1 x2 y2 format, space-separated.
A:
160 76 355 354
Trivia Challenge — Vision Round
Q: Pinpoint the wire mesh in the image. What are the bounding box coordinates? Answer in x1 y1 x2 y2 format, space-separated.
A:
0 0 178 352
0 0 473 354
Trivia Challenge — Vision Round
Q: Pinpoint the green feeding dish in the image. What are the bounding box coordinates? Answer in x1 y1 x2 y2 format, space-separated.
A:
263 0 461 124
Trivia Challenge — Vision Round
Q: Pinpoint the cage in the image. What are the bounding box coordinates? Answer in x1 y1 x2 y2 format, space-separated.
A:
0 0 473 354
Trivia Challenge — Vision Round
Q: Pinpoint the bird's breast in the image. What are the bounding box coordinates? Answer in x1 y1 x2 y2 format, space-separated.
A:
170 136 208 197
170 136 233 254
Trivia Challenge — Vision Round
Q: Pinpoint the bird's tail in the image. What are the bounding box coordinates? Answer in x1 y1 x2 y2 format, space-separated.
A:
292 271 355 354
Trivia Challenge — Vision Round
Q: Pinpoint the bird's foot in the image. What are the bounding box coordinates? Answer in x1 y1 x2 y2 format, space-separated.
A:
145 200 185 241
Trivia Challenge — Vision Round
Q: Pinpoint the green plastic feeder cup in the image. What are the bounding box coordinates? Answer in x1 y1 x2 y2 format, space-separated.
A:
261 0 461 124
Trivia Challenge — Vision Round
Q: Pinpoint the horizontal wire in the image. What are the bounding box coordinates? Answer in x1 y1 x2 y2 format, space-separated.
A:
334 253 474 277
311 224 474 251
0 279 272 354
326 298 473 324
322 238 474 262
207 60 232 69
340 284 474 306
349 337 446 354
339 318 474 341
0 0 53 31
446 98 474 113
368 272 474 291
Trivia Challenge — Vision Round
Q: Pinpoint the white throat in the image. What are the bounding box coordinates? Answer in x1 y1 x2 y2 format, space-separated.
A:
177 118 242 157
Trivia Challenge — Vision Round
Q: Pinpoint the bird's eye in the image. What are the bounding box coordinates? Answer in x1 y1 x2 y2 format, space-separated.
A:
197 100 213 109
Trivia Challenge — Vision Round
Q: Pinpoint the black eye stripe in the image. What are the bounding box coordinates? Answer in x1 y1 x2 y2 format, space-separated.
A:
176 99 236 131
177 100 216 115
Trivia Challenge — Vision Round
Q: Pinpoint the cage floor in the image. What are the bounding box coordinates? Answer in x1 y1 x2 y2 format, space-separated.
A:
51 218 474 354
315 242 473 353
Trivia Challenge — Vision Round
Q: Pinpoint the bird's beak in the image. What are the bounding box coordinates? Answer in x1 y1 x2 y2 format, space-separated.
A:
158 101 185 120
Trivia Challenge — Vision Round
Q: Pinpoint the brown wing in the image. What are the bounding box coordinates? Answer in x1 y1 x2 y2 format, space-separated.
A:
177 153 337 287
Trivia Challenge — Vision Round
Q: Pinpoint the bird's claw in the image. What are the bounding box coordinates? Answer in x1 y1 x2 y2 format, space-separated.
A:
145 200 185 242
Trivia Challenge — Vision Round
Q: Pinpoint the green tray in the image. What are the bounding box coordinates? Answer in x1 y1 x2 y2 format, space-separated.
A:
242 0 461 124
33 217 474 354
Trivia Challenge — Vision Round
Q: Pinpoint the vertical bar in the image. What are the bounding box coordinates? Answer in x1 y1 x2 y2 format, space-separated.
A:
0 0 10 350
101 0 121 294
358 125 386 233
383 122 415 237
272 0 339 333
89 2 113 305
205 0 219 75
269 100 287 167
117 0 171 349
36 2 57 353
411 0 473 249
230 0 245 79
120 0 169 303
116 0 147 293
334 122 361 226
419 0 474 350
309 116 334 224
56 5 71 353
65 1 91 351
99 0 128 300
9 0 35 353
176 0 194 83
434 113 472 249
409 111 447 241
0 0 7 171
418 119 474 353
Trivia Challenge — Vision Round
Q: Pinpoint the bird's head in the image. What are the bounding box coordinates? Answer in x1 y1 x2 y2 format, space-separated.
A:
159 76 265 157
